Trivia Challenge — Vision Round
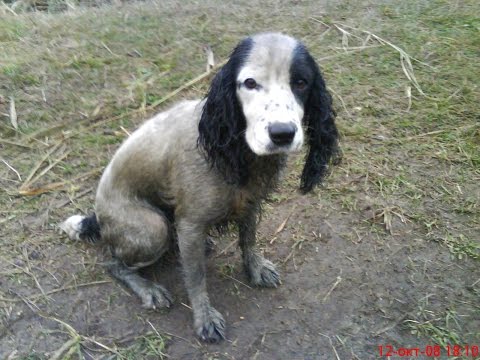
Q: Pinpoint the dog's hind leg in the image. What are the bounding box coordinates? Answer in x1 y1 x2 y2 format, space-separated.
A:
109 258 173 309
238 209 281 288
100 202 173 309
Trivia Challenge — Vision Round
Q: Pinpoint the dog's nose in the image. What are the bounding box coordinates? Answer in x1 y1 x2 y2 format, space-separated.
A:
268 122 297 146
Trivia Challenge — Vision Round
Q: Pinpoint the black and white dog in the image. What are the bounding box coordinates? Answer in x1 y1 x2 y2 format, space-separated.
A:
61 33 339 342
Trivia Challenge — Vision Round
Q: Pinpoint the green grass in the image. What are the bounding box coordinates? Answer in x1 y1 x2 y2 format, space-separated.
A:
116 333 169 359
404 306 463 348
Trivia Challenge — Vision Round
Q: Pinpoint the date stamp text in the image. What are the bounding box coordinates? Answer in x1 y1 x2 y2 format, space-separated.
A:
378 344 479 358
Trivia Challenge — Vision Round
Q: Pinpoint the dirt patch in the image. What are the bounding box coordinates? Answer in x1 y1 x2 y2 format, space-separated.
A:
2 187 478 359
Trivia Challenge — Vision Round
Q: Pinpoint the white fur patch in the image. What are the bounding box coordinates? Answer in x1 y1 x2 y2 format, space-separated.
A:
60 215 85 241
236 33 304 155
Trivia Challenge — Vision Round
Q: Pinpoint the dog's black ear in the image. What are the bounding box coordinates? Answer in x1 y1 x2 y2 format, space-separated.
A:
198 38 254 186
300 62 340 193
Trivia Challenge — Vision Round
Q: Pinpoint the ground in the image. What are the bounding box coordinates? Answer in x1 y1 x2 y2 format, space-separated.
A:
0 0 479 359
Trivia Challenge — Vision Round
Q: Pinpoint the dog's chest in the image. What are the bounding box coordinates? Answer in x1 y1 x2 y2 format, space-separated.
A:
230 188 255 218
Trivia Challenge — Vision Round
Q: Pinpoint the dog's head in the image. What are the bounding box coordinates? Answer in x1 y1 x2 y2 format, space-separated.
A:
199 33 340 192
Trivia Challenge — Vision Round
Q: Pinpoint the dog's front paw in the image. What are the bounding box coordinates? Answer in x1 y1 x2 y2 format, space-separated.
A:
139 284 173 310
195 307 226 343
246 255 281 288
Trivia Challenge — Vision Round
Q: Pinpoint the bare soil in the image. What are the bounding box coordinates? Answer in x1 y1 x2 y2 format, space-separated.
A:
2 158 479 359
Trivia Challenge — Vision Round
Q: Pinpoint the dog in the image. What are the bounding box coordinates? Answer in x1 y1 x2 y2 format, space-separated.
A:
61 32 339 343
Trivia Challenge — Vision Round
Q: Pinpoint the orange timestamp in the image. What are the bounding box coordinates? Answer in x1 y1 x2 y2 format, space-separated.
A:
378 344 479 357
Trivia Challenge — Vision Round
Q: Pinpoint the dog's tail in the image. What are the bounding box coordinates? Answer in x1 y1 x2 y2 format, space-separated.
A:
60 214 101 243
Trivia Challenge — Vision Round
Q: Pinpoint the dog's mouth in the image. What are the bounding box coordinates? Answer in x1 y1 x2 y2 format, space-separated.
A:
266 141 302 154
253 139 303 156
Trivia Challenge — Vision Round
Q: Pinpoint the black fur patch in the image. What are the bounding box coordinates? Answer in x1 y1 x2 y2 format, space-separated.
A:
80 214 101 243
198 37 256 186
291 43 341 193
289 44 316 105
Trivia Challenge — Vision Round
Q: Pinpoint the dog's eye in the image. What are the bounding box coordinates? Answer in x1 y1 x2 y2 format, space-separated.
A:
244 78 257 90
294 79 307 90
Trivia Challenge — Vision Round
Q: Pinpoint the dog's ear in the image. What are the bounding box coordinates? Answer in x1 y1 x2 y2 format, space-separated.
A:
300 63 340 193
198 38 254 186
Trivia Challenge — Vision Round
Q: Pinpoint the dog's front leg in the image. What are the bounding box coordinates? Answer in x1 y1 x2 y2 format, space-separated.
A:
238 209 281 288
177 219 226 342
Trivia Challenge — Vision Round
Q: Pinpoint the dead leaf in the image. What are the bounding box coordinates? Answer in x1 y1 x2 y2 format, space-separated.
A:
19 182 65 196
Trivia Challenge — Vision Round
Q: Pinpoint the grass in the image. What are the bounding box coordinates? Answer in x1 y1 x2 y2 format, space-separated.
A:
115 333 169 359
404 299 463 348
0 0 479 357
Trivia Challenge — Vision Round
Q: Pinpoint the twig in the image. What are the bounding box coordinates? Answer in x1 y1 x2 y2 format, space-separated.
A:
1 158 22 181
333 24 365 44
1 1 18 15
82 335 124 357
334 23 429 97
147 320 162 337
56 187 94 208
334 24 351 50
4 280 111 303
146 321 171 358
120 126 131 136
328 87 352 119
222 273 253 289
101 41 119 57
48 337 80 360
8 289 41 312
24 247 48 298
9 97 17 130
181 302 192 310
5 258 48 301
148 58 228 110
332 45 380 50
283 238 305 264
336 22 433 69
47 315 80 337
23 123 70 144
42 280 111 298
273 205 296 236
18 181 67 196
309 17 331 29
405 86 412 112
158 330 197 348
204 45 215 72
321 275 342 303
24 150 70 189
404 129 447 140
319 332 341 360
21 141 63 190
218 239 238 256
0 139 33 148
385 124 478 143
316 46 381 62
47 315 124 358
19 167 102 196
